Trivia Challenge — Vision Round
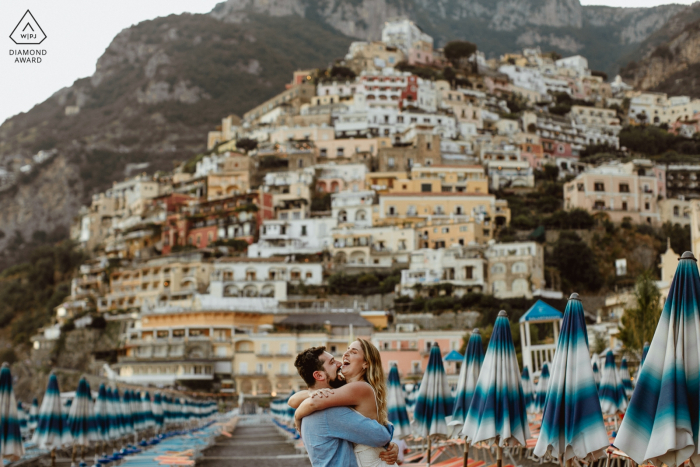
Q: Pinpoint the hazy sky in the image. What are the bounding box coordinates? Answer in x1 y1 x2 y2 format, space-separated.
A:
0 0 696 126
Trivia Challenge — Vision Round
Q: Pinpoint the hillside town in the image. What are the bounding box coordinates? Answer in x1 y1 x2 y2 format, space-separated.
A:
30 18 700 403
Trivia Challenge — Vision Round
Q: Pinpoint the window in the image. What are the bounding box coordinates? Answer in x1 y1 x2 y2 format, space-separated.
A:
388 206 396 216
337 147 344 157
298 159 304 168
619 183 629 193
645 202 650 210
172 329 185 338
674 206 680 216
465 266 474 279
320 148 327 157
388 157 395 168
421 183 432 192
594 200 605 209
622 201 628 211
301 225 307 236
594 182 605 192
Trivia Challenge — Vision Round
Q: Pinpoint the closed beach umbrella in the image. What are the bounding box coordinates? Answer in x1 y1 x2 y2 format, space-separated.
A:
618 357 633 399
0 363 25 460
93 384 110 443
462 311 530 467
414 344 454 439
533 293 609 462
641 342 650 366
152 393 164 430
33 373 71 451
105 388 122 438
598 350 628 415
406 384 419 412
29 398 39 430
521 367 535 414
534 362 551 413
120 389 134 435
591 355 601 390
615 251 700 466
386 365 411 439
18 401 28 437
67 377 98 465
142 392 154 429
449 328 484 437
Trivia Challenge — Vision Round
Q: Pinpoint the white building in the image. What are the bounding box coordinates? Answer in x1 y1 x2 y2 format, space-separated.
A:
330 225 417 268
248 217 338 258
381 18 433 56
398 247 486 297
332 190 375 227
485 241 545 299
486 160 535 190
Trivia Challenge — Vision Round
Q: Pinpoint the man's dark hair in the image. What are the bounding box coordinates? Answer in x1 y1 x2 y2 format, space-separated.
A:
294 346 326 388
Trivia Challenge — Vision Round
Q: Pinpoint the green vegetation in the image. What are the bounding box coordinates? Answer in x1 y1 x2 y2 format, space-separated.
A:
444 41 477 68
552 231 603 292
619 125 700 156
548 91 593 116
236 138 258 153
0 241 85 344
619 271 662 352
327 270 401 295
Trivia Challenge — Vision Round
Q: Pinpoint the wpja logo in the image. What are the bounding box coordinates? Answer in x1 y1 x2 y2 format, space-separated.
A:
9 10 47 63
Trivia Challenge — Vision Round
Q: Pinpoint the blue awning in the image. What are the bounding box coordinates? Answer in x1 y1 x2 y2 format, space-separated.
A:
518 300 563 323
443 350 464 362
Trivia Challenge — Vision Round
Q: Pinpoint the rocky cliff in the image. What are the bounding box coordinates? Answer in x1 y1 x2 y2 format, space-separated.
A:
621 4 700 98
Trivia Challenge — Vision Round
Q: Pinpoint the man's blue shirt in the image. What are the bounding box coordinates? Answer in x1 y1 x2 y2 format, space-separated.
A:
300 406 393 467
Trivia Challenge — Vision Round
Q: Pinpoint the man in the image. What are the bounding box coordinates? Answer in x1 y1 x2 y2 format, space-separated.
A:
292 346 399 467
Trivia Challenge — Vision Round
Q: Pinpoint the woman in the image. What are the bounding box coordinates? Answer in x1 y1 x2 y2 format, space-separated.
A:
290 338 390 467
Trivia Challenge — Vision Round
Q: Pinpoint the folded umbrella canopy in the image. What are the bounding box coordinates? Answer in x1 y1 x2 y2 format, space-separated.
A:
449 328 484 437
618 357 633 399
106 388 123 438
0 363 25 461
414 345 454 466
533 293 609 462
93 384 111 446
598 350 628 416
67 378 98 446
386 365 411 439
521 367 535 414
641 342 650 367
33 373 71 451
17 401 28 437
534 362 551 413
462 311 530 467
142 392 155 429
152 393 164 431
29 397 39 430
615 251 700 467
591 354 601 390
119 389 134 436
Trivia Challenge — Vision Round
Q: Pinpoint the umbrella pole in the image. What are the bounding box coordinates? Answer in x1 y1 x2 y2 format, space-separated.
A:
427 436 432 466
81 444 85 461
463 441 469 467
51 448 56 467
71 444 77 467
496 445 502 467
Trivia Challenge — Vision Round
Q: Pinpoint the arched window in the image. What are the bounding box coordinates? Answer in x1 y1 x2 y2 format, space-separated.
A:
512 279 529 295
490 263 506 275
511 262 528 274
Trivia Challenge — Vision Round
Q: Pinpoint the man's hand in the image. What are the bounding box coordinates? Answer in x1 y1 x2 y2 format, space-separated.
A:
310 388 334 399
295 416 302 435
378 442 399 465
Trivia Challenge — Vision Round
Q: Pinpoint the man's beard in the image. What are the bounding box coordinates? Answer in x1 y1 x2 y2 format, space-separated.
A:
328 371 347 389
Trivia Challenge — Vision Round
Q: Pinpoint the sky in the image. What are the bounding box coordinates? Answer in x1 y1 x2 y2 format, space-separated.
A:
0 0 697 126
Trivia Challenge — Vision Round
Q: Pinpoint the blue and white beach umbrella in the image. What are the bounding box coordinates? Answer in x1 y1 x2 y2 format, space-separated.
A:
142 392 154 429
598 350 628 415
17 401 28 437
0 363 24 460
29 397 39 430
521 367 535 414
386 365 411 439
591 355 601 390
618 357 633 399
33 373 71 449
534 362 551 413
93 384 110 443
462 311 530 448
615 251 700 466
105 388 122 437
130 390 144 431
641 342 650 367
413 344 454 439
533 293 609 462
67 377 98 446
120 389 134 435
449 329 484 437
406 384 419 412
152 393 164 430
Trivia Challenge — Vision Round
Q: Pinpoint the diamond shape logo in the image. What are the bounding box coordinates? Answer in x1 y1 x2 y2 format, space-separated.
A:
10 10 46 45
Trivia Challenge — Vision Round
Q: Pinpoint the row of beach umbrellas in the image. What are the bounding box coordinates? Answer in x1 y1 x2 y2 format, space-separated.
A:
375 250 700 467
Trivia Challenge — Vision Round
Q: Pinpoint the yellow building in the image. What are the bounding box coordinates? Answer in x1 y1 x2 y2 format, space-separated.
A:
116 309 273 392
207 156 251 201
415 217 483 248
378 192 510 240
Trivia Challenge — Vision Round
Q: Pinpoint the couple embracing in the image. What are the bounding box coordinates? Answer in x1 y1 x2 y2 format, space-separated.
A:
289 338 403 467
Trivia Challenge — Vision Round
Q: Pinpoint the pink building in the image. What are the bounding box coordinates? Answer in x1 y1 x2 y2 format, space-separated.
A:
372 329 466 383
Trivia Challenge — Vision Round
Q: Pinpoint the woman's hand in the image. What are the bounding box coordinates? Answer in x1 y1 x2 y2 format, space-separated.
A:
311 388 334 399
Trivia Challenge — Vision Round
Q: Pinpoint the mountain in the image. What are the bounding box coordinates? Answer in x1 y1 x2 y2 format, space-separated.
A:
0 13 351 259
212 0 686 75
0 0 691 260
620 3 700 98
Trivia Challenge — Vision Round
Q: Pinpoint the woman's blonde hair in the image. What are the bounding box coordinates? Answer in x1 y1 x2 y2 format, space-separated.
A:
356 338 388 425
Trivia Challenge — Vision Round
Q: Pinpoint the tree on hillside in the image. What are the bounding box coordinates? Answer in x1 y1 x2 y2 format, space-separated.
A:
619 271 661 352
236 138 258 153
552 231 603 292
444 41 477 68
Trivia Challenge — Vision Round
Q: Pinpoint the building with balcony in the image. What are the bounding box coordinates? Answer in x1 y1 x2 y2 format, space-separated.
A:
331 190 375 227
486 160 535 190
330 225 416 268
665 164 700 200
248 217 337 258
485 241 545 299
563 162 661 225
397 247 486 298
659 198 691 227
